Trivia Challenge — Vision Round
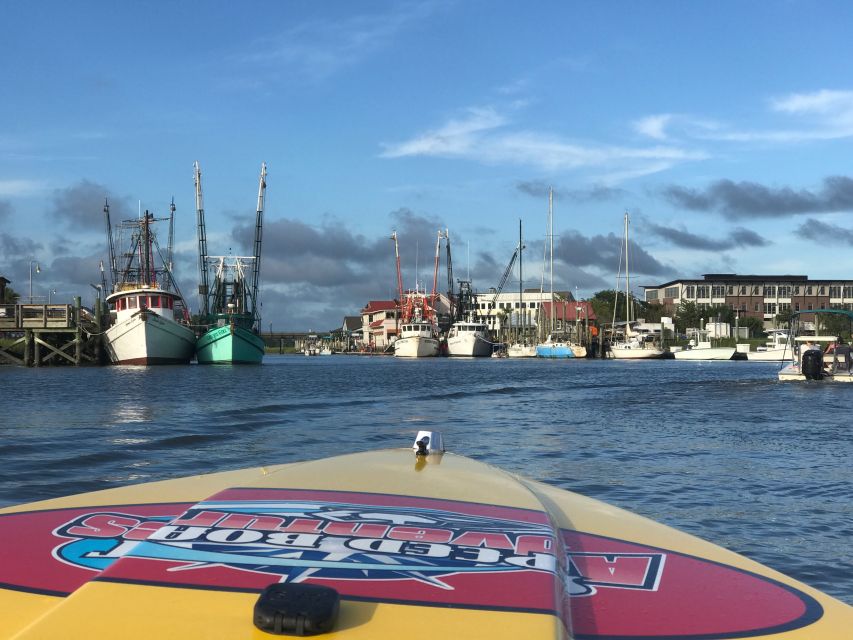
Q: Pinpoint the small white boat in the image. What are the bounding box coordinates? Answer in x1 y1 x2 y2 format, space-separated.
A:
746 329 790 361
446 319 493 357
673 335 735 361
304 334 320 356
610 336 665 359
507 342 537 357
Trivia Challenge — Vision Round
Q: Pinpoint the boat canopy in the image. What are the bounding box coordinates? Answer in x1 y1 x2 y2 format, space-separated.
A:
792 308 853 320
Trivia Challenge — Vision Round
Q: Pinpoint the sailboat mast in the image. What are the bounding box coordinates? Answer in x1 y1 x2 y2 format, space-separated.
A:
518 218 523 335
625 212 631 324
251 163 266 327
167 197 175 283
103 199 117 291
194 162 210 319
549 187 554 334
391 231 404 319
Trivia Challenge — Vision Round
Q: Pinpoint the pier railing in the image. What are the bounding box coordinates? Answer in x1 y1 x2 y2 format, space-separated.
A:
0 304 75 329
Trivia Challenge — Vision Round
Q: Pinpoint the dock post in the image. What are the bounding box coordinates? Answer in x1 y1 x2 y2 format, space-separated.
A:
24 330 32 367
94 298 103 364
34 334 41 367
74 297 82 365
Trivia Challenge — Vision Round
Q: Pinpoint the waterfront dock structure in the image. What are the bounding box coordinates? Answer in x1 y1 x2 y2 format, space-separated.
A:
0 299 104 366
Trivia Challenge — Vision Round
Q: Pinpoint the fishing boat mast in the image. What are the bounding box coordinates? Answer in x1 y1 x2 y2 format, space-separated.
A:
518 218 523 341
103 199 118 292
167 197 175 281
251 163 266 329
194 161 210 320
391 231 406 323
549 187 554 336
430 229 441 320
444 229 455 321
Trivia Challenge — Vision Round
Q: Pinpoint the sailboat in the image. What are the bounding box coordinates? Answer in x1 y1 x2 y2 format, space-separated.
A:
507 219 537 358
610 212 664 359
536 188 575 359
194 162 267 365
103 202 196 365
392 231 441 358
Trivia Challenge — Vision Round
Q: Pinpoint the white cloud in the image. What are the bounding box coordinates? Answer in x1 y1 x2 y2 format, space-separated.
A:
634 114 673 140
382 106 707 180
0 179 42 197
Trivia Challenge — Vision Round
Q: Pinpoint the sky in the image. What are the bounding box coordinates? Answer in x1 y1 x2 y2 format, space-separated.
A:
3 1 853 330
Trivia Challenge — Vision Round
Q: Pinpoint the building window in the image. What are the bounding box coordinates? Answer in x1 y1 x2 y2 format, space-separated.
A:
829 286 841 298
794 302 800 311
764 303 777 315
739 303 747 311
646 290 659 301
685 285 695 298
792 286 800 295
754 303 760 312
711 285 725 297
740 286 747 295
818 286 826 295
727 285 734 295
806 286 813 295
778 286 791 297
664 286 678 298
696 285 709 298
845 286 853 297
779 302 790 312
807 303 813 311
763 286 776 297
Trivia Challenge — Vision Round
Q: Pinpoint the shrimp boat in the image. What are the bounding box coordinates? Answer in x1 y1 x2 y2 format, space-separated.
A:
1 431 849 639
446 318 493 357
391 231 441 358
102 203 195 365
194 162 266 365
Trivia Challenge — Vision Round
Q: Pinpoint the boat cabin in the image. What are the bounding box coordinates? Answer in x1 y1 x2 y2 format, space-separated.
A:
108 288 181 322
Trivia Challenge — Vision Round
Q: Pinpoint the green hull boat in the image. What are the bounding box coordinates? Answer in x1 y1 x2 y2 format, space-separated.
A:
196 322 265 364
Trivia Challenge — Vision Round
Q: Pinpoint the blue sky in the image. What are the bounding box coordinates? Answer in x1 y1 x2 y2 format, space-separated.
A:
3 1 853 330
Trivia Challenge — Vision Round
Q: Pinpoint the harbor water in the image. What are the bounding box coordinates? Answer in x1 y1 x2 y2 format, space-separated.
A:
0 356 850 604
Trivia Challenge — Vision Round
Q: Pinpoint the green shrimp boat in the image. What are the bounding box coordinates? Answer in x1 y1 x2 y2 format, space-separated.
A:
194 161 267 365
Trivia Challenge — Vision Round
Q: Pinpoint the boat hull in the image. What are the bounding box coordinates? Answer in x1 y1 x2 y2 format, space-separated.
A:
446 333 492 357
673 347 735 360
1 447 849 639
394 336 440 357
747 348 790 361
507 343 537 357
536 343 575 358
104 310 195 365
611 346 664 359
196 324 265 364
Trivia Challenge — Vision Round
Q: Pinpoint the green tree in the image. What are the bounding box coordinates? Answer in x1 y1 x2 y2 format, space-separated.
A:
2 286 20 303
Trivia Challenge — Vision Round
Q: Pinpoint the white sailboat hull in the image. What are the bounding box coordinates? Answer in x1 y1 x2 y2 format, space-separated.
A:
104 310 196 365
673 347 735 361
394 336 440 358
611 345 664 359
446 333 492 357
507 343 537 358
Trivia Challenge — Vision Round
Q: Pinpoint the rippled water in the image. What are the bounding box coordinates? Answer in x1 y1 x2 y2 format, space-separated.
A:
0 356 850 604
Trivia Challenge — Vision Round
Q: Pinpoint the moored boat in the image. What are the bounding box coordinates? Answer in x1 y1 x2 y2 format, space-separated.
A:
391 230 442 358
103 206 195 365
194 162 266 365
446 318 492 356
1 431 849 638
746 329 790 361
535 332 576 358
778 309 853 382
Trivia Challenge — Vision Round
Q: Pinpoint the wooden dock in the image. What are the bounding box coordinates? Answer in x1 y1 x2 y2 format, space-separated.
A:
0 299 105 366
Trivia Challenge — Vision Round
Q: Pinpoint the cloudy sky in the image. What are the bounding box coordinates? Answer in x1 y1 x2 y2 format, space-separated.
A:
3 1 853 330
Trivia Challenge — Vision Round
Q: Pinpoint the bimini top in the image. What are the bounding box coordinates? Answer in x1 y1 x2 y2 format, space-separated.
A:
792 308 853 320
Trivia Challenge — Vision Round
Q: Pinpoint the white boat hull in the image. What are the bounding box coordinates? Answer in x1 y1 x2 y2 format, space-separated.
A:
611 346 664 359
747 348 790 361
673 347 735 360
446 333 492 357
394 336 440 358
778 363 853 382
104 310 196 365
507 343 537 358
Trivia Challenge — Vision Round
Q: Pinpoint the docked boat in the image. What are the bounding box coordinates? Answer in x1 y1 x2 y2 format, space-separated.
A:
673 331 735 360
304 334 321 356
535 332 576 358
103 207 195 365
194 162 266 365
1 430 849 638
778 309 853 382
446 318 493 356
610 213 664 359
746 329 790 361
507 342 537 357
391 230 442 358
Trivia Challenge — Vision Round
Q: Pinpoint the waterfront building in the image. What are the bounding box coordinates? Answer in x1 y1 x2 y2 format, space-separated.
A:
643 273 853 326
471 289 574 332
360 300 399 350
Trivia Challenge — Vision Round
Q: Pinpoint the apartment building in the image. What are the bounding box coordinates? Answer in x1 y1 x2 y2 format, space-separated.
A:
643 274 853 323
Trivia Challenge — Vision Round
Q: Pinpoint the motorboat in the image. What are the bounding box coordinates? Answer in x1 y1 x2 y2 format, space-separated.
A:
778 309 853 382
1 431 849 638
446 319 493 357
746 329 790 361
507 342 537 357
610 334 664 359
672 333 735 360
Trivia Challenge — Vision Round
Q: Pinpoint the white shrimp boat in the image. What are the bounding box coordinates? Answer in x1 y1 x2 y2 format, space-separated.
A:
1 431 849 638
103 208 195 365
446 319 493 357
